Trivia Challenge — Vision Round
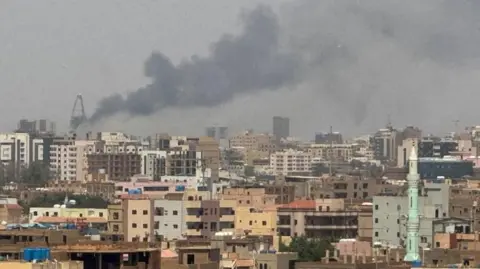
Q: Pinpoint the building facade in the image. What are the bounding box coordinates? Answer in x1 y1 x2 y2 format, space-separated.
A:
270 149 312 175
372 182 450 247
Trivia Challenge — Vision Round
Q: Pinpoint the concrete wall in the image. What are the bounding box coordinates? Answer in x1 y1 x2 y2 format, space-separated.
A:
154 199 185 240
373 182 449 247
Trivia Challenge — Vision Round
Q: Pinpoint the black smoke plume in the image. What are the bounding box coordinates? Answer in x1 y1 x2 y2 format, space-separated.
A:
90 5 298 123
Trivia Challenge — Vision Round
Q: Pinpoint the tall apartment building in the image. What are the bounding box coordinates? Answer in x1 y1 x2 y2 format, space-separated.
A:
373 127 401 162
229 131 277 159
17 119 56 134
0 133 44 165
273 116 290 139
270 149 312 175
49 137 97 181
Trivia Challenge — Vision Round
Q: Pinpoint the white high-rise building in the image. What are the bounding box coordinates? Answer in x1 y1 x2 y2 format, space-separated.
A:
0 133 44 166
270 149 312 175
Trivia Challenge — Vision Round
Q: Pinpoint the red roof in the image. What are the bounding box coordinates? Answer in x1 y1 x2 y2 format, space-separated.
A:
280 200 315 209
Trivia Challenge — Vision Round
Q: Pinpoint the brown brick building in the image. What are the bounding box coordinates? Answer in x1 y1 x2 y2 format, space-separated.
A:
87 153 141 181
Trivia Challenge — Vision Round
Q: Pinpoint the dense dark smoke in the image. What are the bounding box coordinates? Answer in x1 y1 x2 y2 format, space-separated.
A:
90 5 298 123
90 0 480 134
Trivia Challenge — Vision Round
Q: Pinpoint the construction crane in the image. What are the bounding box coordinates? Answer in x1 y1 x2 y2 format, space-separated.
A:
70 94 87 132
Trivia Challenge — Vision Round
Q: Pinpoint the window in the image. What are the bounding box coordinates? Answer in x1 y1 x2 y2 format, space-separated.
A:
262 221 267 226
99 212 104 217
33 211 38 216
143 210 148 215
173 224 178 229
249 221 253 225
113 224 119 232
173 210 178 215
132 210 137 215
375 232 378 237
113 212 119 220
143 224 148 228
375 218 378 223
375 205 378 210
45 212 49 216
132 223 137 228
154 221 159 229
397 219 400 224
397 232 400 237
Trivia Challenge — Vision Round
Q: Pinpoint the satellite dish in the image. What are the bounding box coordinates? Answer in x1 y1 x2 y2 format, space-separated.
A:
69 200 77 205
53 204 61 208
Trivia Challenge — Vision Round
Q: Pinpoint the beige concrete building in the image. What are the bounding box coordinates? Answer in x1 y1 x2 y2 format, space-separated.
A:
195 136 220 182
107 203 124 234
305 143 355 162
270 149 312 175
122 195 154 242
229 131 277 158
219 187 277 208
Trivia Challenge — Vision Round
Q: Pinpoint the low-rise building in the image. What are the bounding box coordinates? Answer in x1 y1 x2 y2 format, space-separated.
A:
29 207 107 224
234 206 278 236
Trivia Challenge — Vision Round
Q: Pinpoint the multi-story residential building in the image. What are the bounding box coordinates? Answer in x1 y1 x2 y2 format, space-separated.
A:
0 132 44 167
183 189 235 238
373 126 401 162
229 131 277 159
122 195 154 242
270 149 312 175
141 150 167 179
219 187 277 208
305 143 355 162
277 199 366 238
49 137 95 181
87 153 141 182
419 137 458 158
235 206 278 236
273 116 290 140
17 119 56 134
154 193 185 240
372 182 450 247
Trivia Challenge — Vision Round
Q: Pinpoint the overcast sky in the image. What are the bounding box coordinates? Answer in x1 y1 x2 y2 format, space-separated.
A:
3 1 480 140
0 0 289 133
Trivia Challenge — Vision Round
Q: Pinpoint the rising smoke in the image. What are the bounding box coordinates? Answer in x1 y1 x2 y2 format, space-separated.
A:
89 5 299 123
89 0 480 136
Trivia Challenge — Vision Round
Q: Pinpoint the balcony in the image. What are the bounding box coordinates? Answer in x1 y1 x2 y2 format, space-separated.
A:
220 215 235 222
185 215 201 222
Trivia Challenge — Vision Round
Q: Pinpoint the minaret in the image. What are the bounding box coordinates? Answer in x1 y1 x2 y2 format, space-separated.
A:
404 145 421 262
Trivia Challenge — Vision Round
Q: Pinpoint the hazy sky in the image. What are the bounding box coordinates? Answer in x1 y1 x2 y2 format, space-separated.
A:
3 0 480 139
0 0 289 133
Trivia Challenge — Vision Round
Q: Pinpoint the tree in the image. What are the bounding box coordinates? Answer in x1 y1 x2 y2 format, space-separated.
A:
21 161 50 186
279 236 333 262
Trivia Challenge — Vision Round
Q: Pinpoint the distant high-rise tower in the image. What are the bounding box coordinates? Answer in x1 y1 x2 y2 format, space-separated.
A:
273 116 290 139
205 126 228 140
404 145 421 263
206 127 216 139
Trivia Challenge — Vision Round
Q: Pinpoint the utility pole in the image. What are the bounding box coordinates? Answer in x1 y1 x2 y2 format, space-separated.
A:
329 125 333 177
